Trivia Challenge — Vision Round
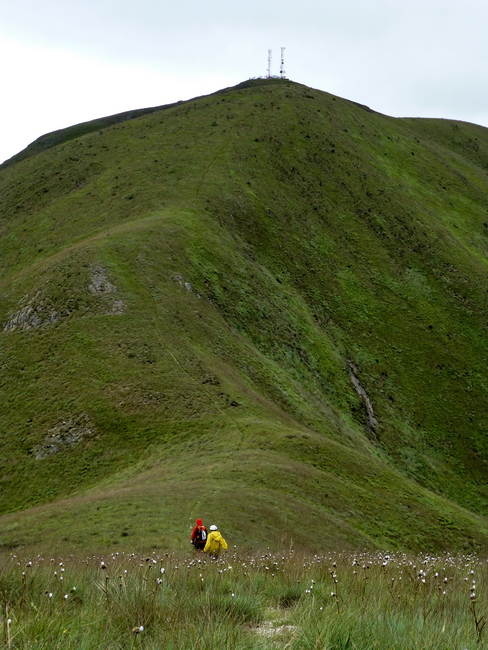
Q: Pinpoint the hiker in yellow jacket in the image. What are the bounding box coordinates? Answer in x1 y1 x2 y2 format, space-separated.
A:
203 524 228 555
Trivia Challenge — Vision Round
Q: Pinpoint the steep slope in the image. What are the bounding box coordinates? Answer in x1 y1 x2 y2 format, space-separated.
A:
2 78 488 553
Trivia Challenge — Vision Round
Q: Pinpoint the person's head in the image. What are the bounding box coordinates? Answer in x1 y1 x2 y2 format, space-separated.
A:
210 524 218 531
196 518 203 526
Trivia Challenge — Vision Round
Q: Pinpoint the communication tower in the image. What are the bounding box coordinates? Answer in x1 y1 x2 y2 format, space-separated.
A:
267 49 272 78
280 47 286 78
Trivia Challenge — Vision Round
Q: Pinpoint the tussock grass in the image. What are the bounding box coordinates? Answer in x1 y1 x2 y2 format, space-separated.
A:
1 548 487 649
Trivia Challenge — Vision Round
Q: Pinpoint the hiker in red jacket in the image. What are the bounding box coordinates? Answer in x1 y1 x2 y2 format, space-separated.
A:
190 518 208 550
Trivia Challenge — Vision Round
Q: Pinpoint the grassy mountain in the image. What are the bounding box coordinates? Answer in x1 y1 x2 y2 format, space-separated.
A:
2 78 488 553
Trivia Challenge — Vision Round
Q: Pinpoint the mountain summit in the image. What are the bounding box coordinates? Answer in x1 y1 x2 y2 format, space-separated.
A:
2 78 488 552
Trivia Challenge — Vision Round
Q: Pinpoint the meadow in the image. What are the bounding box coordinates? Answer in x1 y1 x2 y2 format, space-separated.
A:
1 546 487 649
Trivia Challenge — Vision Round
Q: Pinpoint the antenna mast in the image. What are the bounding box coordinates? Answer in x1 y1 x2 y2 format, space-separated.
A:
280 47 286 78
267 49 272 78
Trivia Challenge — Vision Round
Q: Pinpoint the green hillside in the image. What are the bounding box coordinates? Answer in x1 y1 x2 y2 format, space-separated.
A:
2 78 488 553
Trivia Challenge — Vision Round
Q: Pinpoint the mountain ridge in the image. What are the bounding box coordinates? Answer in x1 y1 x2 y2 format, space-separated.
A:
2 78 488 553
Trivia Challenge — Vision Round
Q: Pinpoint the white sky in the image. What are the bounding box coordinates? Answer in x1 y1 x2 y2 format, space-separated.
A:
1 0 488 164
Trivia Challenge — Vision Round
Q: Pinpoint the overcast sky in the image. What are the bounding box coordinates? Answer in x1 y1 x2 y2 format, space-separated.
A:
1 0 488 164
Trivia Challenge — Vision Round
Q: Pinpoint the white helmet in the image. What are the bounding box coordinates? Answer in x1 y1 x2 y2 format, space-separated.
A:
209 525 218 531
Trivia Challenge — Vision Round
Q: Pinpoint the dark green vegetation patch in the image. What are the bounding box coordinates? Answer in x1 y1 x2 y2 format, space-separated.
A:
2 79 488 552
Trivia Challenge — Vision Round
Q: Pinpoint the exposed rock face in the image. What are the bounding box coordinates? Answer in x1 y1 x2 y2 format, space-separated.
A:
347 360 379 435
3 293 58 331
88 265 126 314
88 265 117 295
2 265 125 332
33 414 96 459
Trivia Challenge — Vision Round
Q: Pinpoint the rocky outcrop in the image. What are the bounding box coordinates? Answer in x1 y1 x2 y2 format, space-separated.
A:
33 413 96 459
347 360 379 435
3 292 58 331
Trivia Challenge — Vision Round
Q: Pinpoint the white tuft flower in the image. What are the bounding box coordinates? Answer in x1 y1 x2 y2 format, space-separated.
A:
160 568 165 574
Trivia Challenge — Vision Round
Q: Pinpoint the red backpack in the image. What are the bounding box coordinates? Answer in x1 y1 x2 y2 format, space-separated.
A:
194 526 207 544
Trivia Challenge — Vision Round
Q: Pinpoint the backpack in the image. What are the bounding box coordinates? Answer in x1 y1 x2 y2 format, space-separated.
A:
194 526 207 543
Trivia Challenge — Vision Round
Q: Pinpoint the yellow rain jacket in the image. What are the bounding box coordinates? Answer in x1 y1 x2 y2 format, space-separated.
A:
203 530 228 555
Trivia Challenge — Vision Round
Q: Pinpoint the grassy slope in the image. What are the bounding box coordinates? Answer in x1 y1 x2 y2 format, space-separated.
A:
1 79 488 553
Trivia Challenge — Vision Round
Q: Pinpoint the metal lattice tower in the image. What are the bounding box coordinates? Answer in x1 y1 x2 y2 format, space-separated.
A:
267 49 272 78
280 47 286 78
